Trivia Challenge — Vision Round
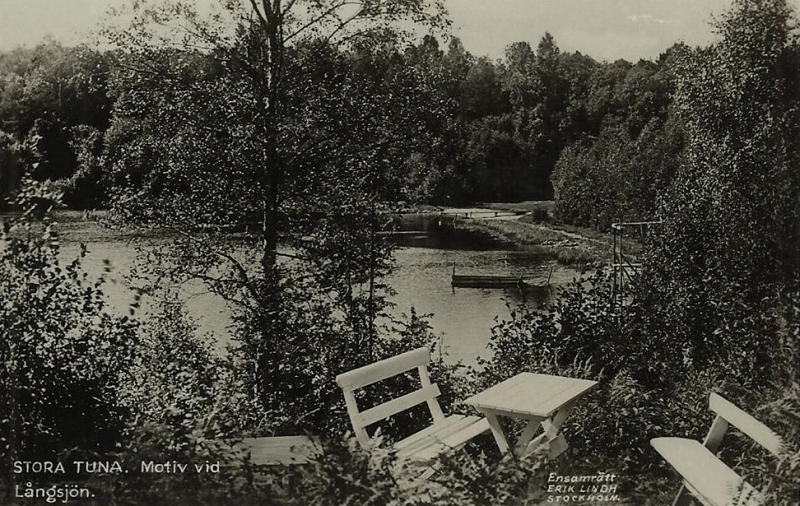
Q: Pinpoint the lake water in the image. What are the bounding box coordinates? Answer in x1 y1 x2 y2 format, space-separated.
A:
385 215 581 364
52 214 581 366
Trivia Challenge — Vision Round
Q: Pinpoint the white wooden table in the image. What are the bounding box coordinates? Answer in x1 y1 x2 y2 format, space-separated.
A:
465 373 598 459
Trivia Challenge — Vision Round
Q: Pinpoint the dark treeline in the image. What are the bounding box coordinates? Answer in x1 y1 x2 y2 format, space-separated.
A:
404 33 680 210
2 31 681 222
0 41 113 208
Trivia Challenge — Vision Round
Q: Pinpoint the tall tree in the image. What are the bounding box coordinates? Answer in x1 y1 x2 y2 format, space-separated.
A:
103 0 449 425
640 0 800 380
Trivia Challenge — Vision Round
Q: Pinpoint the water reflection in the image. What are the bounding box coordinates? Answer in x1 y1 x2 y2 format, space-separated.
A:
387 214 510 251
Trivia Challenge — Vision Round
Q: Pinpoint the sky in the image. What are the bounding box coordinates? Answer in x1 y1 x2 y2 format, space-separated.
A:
1 0 799 62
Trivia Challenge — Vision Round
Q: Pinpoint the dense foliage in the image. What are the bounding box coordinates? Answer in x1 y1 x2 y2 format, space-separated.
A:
0 181 137 481
476 2 800 505
0 13 699 214
0 42 114 209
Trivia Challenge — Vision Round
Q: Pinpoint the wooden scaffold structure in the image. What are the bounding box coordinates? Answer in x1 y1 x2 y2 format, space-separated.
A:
611 221 661 312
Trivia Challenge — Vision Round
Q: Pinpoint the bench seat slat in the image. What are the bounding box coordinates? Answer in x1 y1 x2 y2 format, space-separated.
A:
651 437 764 506
397 416 491 462
395 415 477 454
357 384 440 428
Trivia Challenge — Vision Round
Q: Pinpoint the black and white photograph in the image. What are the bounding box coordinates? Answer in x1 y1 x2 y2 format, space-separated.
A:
1 0 799 504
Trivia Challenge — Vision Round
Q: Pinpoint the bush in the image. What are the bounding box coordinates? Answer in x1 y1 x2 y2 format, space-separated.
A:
0 180 137 485
293 436 410 506
529 207 550 223
747 293 800 506
118 296 275 444
276 434 551 506
754 384 800 506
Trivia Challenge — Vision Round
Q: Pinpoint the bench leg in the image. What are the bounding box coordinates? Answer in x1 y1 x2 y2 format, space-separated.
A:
547 433 568 459
672 484 693 506
531 402 575 459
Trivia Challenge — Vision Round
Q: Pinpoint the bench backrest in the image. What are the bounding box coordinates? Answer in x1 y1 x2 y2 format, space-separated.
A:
709 393 783 456
335 348 445 448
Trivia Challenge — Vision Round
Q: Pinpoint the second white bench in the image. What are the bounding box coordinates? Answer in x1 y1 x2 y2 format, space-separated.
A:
651 393 783 506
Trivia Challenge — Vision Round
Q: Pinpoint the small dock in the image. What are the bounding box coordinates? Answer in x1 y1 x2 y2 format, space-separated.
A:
450 265 553 291
452 274 527 288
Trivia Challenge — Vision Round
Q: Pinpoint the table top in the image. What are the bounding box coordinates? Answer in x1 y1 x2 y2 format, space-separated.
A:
465 373 598 417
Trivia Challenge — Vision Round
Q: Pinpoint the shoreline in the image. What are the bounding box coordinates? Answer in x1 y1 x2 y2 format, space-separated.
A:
434 202 612 266
453 217 604 266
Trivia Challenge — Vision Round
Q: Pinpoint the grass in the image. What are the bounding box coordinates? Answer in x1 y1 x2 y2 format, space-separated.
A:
477 201 555 213
524 218 643 256
456 219 605 266
1 209 173 243
473 201 645 260
461 219 565 244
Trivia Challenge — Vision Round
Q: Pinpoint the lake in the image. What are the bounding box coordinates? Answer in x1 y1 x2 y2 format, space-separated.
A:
385 214 581 364
51 213 582 366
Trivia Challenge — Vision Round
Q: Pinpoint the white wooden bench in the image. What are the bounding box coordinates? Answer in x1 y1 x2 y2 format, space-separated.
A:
230 435 320 466
336 347 490 477
651 393 784 506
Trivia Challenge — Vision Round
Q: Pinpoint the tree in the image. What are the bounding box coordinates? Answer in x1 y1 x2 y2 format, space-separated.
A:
102 0 450 431
0 42 114 207
551 43 684 228
639 0 800 381
106 0 447 270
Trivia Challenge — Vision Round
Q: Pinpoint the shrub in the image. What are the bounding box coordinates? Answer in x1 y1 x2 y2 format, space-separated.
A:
294 436 410 506
118 296 275 444
277 434 551 506
529 207 550 223
423 450 549 506
754 384 800 506
0 180 137 470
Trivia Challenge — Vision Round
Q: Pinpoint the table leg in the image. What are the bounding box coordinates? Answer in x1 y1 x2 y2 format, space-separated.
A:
520 403 576 459
546 403 574 458
484 413 511 454
513 417 543 457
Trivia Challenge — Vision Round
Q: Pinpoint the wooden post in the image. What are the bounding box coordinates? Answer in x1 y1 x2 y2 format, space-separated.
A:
342 389 371 448
418 366 445 424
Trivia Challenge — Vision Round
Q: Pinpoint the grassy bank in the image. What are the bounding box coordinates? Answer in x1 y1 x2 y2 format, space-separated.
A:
455 218 604 266
470 201 644 262
478 201 554 214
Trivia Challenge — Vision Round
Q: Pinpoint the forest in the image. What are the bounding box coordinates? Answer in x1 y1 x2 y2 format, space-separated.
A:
1 16 679 219
0 0 799 505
